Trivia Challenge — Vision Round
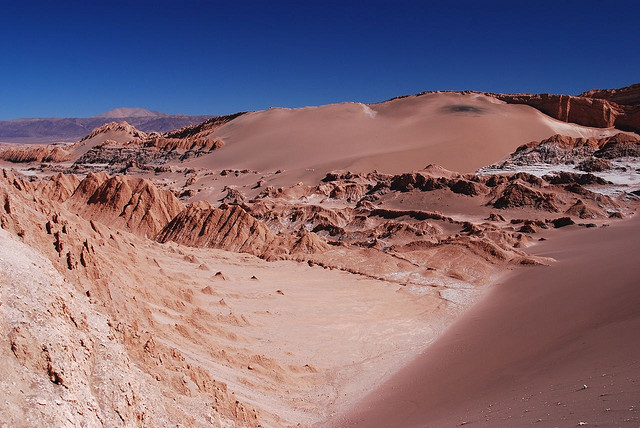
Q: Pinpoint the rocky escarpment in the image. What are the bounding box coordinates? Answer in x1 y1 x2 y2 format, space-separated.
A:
492 88 640 133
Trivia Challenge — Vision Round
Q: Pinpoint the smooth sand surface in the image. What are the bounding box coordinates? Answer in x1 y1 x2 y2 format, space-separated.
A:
329 215 640 427
187 93 623 177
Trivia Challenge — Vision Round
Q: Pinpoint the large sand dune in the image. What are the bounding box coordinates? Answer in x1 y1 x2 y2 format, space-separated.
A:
188 93 623 178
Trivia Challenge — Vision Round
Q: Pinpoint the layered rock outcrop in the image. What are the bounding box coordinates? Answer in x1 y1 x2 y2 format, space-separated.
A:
67 175 184 237
0 145 71 163
492 86 640 133
157 201 285 258
157 201 329 259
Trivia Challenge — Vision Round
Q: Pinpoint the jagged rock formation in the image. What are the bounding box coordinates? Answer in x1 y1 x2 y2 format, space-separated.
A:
35 172 81 202
390 172 487 196
0 170 267 427
594 133 640 159
158 201 285 258
67 174 184 237
489 133 640 168
577 158 612 172
542 171 610 186
157 201 329 260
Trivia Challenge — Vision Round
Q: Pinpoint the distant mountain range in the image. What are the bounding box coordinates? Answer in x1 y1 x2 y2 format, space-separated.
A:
0 108 213 144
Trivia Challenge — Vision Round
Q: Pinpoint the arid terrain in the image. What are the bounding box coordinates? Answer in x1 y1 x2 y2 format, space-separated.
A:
1 85 639 427
0 108 213 145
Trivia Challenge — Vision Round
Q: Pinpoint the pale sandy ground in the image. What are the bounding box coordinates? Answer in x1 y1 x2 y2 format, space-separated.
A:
327 214 640 427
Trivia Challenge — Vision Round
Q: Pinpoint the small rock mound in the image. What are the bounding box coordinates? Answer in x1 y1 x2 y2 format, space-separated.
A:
594 133 640 159
543 171 610 185
220 187 245 205
291 230 331 254
577 158 612 172
491 182 559 211
551 217 575 228
565 200 603 219
390 171 486 196
78 121 148 142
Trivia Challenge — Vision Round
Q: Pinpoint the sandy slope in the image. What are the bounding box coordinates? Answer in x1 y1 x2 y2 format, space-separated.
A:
186 93 623 179
329 214 640 427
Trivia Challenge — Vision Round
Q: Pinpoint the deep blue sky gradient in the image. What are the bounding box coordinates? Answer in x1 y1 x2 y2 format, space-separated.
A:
0 0 638 119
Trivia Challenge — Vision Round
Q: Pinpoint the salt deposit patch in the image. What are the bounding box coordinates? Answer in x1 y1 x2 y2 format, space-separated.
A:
478 159 640 197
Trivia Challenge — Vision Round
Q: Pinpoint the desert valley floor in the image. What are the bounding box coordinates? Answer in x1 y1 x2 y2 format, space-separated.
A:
0 87 639 427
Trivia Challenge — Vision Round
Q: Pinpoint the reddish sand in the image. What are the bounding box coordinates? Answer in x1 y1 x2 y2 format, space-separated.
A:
328 215 640 427
187 93 623 178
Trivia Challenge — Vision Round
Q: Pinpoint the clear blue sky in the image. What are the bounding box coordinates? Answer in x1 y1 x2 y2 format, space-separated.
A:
0 0 638 119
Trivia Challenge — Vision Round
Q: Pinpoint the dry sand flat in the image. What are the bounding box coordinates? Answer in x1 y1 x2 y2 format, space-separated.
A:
188 92 624 180
329 214 640 427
